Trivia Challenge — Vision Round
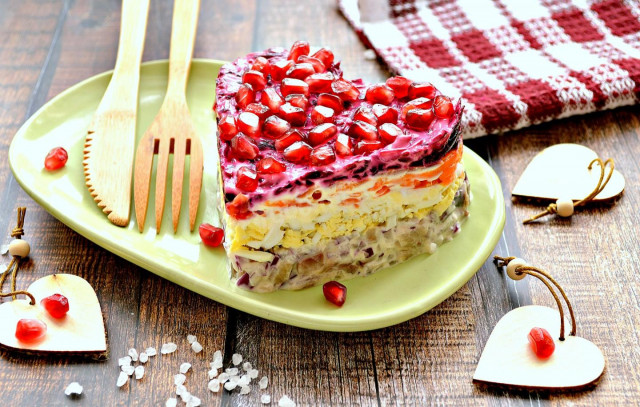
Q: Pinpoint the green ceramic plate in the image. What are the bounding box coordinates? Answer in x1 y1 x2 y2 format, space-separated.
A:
9 60 505 332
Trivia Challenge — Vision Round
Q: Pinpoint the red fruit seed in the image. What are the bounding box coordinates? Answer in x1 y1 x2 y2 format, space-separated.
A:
352 107 377 126
275 130 304 152
250 56 269 73
284 94 309 110
331 78 360 102
15 318 47 343
237 112 261 137
236 166 259 192
355 140 384 155
528 327 555 359
262 115 291 139
317 93 343 113
281 78 309 98
335 133 353 156
269 59 294 82
229 134 259 160
256 157 286 174
323 281 347 307
308 123 338 146
365 84 395 105
244 103 271 122
297 55 325 73
378 123 403 144
199 223 224 247
41 294 69 318
218 116 238 141
283 141 312 163
434 95 455 119
386 76 412 98
310 105 334 125
278 103 307 127
242 70 267 91
286 63 315 80
372 104 398 125
401 97 434 119
311 145 336 166
235 83 255 109
311 48 334 68
405 108 435 130
226 194 253 220
305 72 334 93
408 82 436 99
288 40 310 61
261 88 284 112
44 147 68 171
349 120 378 141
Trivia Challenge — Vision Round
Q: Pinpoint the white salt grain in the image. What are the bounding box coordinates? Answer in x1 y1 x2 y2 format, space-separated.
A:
188 396 201 406
161 342 178 354
128 348 138 362
242 361 252 371
208 379 220 392
116 371 129 388
240 385 251 395
259 376 269 389
176 384 187 396
238 375 250 386
145 346 157 356
248 369 259 379
213 350 223 362
134 365 144 380
180 362 192 374
224 381 237 391
64 382 83 396
174 373 186 386
218 372 229 383
166 398 177 407
139 352 149 364
118 356 132 366
180 391 191 403
279 395 296 407
232 353 243 365
261 395 271 404
208 368 218 379
187 334 197 344
225 367 239 376
122 365 135 376
211 359 223 370
191 341 203 353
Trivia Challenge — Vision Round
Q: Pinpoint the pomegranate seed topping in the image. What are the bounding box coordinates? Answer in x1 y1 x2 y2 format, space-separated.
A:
401 97 434 119
365 84 395 105
278 103 307 126
235 84 255 109
15 318 47 342
242 70 267 91
305 72 334 93
405 108 435 130
331 78 360 102
308 123 338 146
269 59 294 82
297 55 326 72
229 133 259 160
218 116 238 141
378 123 403 144
199 223 224 247
237 112 261 137
352 107 377 126
256 157 286 174
286 63 315 80
244 103 271 122
355 140 384 155
288 40 310 61
408 82 436 99
281 78 309 97
261 88 284 112
323 281 347 307
284 94 309 110
275 130 304 152
317 93 343 113
236 166 259 192
311 145 337 166
386 76 412 98
283 141 312 163
250 56 269 73
226 194 253 220
335 133 353 156
349 120 378 141
310 105 334 124
41 293 69 318
528 327 555 359
262 115 291 139
372 104 398 125
311 48 334 68
434 95 454 119
44 147 68 171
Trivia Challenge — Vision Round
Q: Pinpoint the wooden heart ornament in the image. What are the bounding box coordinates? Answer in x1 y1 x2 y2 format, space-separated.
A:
512 144 625 201
0 274 107 358
474 305 605 391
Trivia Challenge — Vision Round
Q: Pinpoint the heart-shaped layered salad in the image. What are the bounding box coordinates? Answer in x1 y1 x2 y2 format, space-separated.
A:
214 41 469 292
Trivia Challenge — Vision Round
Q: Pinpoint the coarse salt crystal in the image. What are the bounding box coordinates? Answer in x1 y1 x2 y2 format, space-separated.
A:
208 379 220 392
128 348 138 361
166 398 177 407
176 384 187 396
229 375 240 385
259 376 269 389
118 356 132 366
239 375 250 386
64 382 83 396
248 369 259 379
232 353 243 365
279 395 296 407
161 342 178 354
211 359 223 370
213 350 223 361
145 347 157 356
224 381 237 391
225 367 239 376
180 362 192 374
261 395 271 404
242 361 252 371
187 334 197 344
134 366 144 380
122 365 135 376
208 369 218 379
191 341 203 353
139 352 149 363
180 391 191 403
116 371 128 388
240 385 250 395
218 372 229 383
174 374 186 386
187 396 201 407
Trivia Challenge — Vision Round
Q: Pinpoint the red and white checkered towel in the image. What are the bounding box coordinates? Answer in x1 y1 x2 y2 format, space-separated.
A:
339 0 640 138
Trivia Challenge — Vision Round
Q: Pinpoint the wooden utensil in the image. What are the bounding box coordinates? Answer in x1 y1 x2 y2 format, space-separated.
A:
83 0 150 226
133 0 203 233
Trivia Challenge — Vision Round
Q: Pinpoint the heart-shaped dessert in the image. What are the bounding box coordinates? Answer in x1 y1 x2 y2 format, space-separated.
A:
512 143 625 201
473 305 605 391
0 274 107 358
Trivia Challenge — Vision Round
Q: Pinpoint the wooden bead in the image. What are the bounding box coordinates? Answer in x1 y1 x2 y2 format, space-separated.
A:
556 197 574 217
506 258 527 281
8 239 30 258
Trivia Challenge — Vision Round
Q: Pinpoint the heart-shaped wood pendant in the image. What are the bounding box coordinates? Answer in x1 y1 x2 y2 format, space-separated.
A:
473 305 605 391
512 144 625 201
0 274 107 358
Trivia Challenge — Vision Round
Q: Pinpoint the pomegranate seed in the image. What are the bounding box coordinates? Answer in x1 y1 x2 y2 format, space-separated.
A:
355 140 384 155
311 48 334 68
286 63 315 80
434 95 455 119
226 194 252 220
244 103 271 122
278 103 307 126
15 318 47 342
386 76 412 98
237 112 261 137
41 293 69 318
349 120 378 141
372 104 398 125
44 147 68 171
311 145 336 166
365 84 395 105
528 327 555 359
401 97 434 119
199 223 224 247
288 40 310 61
256 157 286 174
242 70 267 91
310 105 334 124
283 141 312 163
229 133 259 160
305 72 334 93
235 84 255 109
250 56 269 73
269 59 294 81
378 123 403 144
405 108 435 130
218 116 238 141
323 281 346 307
281 78 309 97
317 93 343 113
284 94 309 110
275 130 304 152
408 82 436 99
352 107 377 126
331 78 360 102
236 166 259 192
261 88 284 112
297 55 325 72
262 115 291 139
308 123 338 146
335 133 353 156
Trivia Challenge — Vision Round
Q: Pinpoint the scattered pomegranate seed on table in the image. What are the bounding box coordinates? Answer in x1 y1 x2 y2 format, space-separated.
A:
44 147 68 171
199 223 224 247
528 327 555 359
41 293 70 318
15 318 47 342
323 281 347 307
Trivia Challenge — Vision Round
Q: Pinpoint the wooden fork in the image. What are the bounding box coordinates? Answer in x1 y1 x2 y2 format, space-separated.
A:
133 0 202 233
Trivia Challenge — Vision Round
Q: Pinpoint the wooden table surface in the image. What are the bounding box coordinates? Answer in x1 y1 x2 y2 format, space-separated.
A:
1 0 639 405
